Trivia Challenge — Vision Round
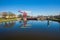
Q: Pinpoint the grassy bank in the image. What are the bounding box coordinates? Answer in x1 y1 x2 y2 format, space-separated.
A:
0 18 17 22
49 18 60 22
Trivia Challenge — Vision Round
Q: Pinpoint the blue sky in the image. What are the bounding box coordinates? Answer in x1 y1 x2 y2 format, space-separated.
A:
0 0 60 16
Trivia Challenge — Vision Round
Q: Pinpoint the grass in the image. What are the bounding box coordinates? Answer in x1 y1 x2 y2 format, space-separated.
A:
0 18 17 22
49 18 60 22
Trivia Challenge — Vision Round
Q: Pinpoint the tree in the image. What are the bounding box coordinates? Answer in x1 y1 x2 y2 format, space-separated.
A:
2 12 7 18
18 14 22 18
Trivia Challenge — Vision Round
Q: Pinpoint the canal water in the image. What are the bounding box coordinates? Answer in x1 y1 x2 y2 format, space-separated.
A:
0 20 60 40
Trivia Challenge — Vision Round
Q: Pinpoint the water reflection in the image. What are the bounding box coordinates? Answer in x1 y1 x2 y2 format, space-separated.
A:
47 20 50 27
23 21 27 27
0 20 60 39
0 20 60 29
0 21 15 28
20 21 27 28
58 21 60 32
4 21 15 28
20 21 31 28
0 22 4 28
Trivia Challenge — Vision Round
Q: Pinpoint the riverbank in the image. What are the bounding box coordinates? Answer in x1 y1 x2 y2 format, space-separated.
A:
49 18 60 22
0 18 17 22
0 18 60 23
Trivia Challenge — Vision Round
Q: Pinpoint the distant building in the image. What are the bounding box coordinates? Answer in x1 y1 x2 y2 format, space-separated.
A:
0 13 3 18
37 16 47 20
0 12 16 19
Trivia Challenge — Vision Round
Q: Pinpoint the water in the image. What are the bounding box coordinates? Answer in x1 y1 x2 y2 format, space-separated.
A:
0 20 60 40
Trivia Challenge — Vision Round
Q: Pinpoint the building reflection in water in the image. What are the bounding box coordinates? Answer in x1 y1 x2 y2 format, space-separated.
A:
0 22 5 28
5 21 15 28
0 21 15 28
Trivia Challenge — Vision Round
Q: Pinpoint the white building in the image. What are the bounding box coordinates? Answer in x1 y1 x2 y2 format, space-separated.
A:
0 13 3 18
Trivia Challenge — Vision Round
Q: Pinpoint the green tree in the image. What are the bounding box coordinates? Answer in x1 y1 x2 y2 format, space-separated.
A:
18 14 22 18
2 12 7 18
